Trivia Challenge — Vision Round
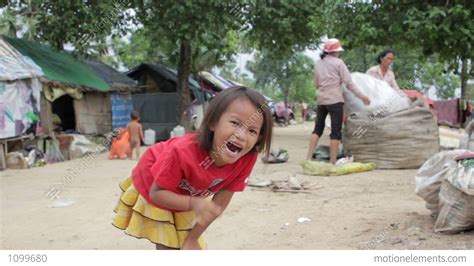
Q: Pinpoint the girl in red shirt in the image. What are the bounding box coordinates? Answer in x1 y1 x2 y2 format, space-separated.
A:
112 86 273 249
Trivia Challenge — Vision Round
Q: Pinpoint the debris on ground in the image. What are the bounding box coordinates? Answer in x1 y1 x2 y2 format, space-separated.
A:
262 148 289 164
297 217 311 223
301 160 376 176
48 197 75 208
248 176 323 193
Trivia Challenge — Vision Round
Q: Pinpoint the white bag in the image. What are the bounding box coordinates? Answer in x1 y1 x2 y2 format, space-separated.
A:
415 150 470 216
445 159 474 195
343 72 411 115
435 180 474 234
416 150 474 234
459 121 474 151
343 99 439 169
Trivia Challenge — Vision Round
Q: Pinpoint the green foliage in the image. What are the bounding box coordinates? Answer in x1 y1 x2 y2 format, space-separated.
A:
6 0 131 53
190 30 239 73
131 0 249 127
219 58 256 89
404 3 474 63
133 0 245 60
246 52 315 103
245 0 325 56
419 56 461 99
5 0 472 105
341 45 423 90
111 29 171 69
321 0 405 48
0 4 39 39
0 8 17 37
322 0 473 97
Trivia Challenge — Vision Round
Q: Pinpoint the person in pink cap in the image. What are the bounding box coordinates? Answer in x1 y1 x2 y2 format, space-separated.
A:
306 38 371 164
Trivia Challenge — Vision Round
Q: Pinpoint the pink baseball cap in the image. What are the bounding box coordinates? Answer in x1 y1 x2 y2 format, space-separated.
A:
323 38 344 53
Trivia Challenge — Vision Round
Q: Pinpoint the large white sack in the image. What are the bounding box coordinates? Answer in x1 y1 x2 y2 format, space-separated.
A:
435 180 474 234
459 121 474 151
343 98 439 169
415 149 470 216
69 134 107 160
415 151 474 234
343 72 410 115
445 159 474 196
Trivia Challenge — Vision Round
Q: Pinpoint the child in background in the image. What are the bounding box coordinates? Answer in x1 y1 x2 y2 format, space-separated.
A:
112 86 273 249
125 111 144 159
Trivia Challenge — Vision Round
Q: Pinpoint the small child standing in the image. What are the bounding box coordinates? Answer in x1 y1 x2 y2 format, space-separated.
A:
112 86 273 249
125 111 144 159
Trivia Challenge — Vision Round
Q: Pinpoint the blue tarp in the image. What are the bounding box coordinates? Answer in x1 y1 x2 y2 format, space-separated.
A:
110 92 134 131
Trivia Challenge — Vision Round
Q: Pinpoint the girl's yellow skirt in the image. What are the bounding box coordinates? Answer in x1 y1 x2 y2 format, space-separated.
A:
112 177 206 249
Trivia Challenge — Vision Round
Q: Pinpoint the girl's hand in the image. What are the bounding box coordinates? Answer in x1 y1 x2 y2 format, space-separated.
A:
190 197 222 226
182 238 201 250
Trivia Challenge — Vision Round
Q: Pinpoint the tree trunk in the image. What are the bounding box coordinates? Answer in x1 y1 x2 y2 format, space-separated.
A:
51 38 64 51
460 56 468 102
460 56 470 128
177 40 192 131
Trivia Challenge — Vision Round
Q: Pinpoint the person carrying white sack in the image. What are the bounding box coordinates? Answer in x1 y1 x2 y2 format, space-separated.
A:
306 38 370 164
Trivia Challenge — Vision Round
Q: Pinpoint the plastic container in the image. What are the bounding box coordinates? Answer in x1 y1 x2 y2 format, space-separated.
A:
170 125 185 139
144 129 156 145
173 126 185 137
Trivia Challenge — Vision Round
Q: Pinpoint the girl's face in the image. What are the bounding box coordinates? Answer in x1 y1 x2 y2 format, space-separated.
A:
209 97 264 167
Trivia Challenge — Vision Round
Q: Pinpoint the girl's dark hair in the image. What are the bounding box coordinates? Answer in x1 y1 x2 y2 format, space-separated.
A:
198 86 273 157
320 52 329 59
377 49 395 64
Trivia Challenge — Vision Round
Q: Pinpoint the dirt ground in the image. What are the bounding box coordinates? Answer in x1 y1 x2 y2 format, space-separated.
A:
1 122 473 250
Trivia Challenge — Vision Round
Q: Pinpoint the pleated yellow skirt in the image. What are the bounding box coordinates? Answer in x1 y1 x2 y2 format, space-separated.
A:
112 177 206 249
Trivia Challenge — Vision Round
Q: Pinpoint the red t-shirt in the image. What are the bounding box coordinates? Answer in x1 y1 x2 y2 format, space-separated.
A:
132 133 258 211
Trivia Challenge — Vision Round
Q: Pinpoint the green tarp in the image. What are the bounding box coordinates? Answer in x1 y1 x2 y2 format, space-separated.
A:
3 36 110 92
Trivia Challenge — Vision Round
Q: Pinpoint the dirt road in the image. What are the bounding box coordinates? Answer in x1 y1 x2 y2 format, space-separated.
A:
1 122 473 249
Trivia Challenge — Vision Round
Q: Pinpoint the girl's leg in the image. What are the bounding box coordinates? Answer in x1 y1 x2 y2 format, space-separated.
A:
155 244 176 250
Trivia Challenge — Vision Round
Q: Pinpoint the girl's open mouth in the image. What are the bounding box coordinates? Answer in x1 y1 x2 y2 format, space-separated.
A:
225 140 242 155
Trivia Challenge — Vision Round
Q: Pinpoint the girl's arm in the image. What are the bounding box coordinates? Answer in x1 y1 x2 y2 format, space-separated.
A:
149 182 223 220
149 182 192 211
182 190 234 250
